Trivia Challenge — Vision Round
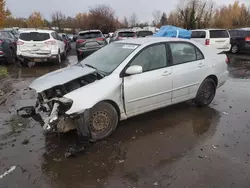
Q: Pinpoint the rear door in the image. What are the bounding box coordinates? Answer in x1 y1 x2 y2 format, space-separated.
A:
169 42 208 102
191 30 207 45
209 30 231 50
18 32 52 54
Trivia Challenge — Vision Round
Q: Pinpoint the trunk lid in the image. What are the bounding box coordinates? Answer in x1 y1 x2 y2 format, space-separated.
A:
18 32 52 54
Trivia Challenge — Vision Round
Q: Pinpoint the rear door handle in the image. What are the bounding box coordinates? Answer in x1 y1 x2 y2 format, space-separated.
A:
198 63 205 68
162 70 171 76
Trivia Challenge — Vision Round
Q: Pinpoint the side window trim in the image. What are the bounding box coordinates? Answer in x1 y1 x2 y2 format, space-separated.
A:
168 41 205 66
120 42 169 77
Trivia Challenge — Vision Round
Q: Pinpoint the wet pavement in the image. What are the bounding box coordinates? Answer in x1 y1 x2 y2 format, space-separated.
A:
1 51 250 187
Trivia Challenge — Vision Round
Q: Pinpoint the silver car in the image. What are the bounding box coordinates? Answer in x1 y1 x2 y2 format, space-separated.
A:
27 37 228 142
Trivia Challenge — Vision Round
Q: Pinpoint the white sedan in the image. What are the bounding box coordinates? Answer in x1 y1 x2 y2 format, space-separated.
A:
28 37 228 141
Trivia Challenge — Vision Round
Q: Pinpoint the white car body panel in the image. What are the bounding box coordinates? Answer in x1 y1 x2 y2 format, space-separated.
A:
29 37 228 125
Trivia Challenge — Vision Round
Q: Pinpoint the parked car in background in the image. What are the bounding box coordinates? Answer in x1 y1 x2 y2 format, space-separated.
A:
17 29 66 66
109 30 136 43
229 28 250 54
136 30 153 38
28 37 228 141
67 34 74 42
0 30 17 64
59 33 71 52
76 30 107 61
191 29 231 51
3 28 19 39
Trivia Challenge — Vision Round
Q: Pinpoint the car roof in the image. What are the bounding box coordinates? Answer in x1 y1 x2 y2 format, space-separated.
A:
19 29 54 34
192 29 228 31
115 37 194 45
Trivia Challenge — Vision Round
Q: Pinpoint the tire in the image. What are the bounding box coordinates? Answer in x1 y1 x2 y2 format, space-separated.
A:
231 45 238 54
79 102 118 141
55 51 61 64
194 78 216 107
6 49 15 65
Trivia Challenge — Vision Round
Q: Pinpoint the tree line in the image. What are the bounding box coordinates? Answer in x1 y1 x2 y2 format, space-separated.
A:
0 0 249 33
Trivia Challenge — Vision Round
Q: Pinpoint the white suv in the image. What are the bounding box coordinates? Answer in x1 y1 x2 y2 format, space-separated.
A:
17 29 66 66
191 29 231 51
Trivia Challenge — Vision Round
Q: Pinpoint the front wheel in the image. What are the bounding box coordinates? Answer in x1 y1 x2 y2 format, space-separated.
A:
78 102 118 142
194 78 216 107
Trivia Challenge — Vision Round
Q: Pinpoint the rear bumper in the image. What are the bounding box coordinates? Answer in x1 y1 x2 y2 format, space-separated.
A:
17 54 58 62
217 71 229 88
77 47 102 57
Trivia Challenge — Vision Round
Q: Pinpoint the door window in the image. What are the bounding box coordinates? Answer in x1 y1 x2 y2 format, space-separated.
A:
130 44 167 72
169 43 203 65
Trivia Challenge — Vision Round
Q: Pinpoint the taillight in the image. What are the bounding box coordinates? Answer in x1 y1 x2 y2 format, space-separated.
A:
118 36 122 40
76 39 86 44
45 40 56 45
0 40 3 44
205 39 210 45
225 57 229 64
245 37 250 41
17 41 24 45
96 37 104 41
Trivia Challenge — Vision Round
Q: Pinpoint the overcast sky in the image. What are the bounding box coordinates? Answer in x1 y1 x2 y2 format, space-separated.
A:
6 0 245 22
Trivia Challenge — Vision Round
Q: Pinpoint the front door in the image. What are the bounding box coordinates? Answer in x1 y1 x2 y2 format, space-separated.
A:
123 43 173 117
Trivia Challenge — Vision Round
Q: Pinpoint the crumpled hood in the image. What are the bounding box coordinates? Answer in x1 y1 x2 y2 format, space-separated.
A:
29 64 96 92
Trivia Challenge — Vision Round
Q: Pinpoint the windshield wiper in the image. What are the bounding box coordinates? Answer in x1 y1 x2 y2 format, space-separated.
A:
85 64 107 77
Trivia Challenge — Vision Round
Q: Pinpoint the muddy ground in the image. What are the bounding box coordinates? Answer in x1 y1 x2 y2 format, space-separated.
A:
1 49 250 188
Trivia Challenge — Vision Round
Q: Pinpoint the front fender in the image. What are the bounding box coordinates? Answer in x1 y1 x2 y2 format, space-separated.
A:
64 74 123 115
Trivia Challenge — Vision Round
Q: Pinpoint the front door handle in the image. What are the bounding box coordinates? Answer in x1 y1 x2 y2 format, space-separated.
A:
162 70 171 76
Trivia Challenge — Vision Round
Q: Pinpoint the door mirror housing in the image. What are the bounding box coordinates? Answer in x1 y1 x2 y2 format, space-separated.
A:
125 65 143 75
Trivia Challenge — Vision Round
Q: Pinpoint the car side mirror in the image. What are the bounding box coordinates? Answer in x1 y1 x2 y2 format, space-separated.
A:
125 65 143 75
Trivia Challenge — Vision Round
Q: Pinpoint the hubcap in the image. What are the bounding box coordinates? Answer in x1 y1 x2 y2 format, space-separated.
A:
232 46 238 53
89 111 110 134
200 83 214 103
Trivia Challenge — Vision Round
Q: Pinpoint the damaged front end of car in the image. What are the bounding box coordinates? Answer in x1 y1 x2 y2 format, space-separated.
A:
18 65 105 138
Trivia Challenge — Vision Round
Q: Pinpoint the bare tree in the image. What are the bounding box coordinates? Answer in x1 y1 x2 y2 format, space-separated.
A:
52 11 66 32
152 10 162 26
88 4 116 33
129 12 138 27
121 16 129 28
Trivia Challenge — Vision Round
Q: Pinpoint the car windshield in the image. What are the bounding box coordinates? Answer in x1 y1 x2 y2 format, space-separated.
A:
80 43 139 74
118 32 135 37
19 32 50 41
78 31 102 39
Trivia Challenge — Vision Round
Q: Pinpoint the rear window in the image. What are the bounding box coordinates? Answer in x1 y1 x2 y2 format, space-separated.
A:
229 30 250 37
19 32 50 41
118 32 135 37
191 31 206 38
209 30 229 38
78 32 102 39
137 31 153 37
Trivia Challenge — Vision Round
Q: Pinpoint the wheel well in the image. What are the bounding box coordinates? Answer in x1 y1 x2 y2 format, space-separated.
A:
102 100 121 120
206 75 218 87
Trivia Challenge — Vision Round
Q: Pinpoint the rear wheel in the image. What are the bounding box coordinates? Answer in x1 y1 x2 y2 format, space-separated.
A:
55 51 61 64
6 49 15 65
194 78 216 107
231 45 238 54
